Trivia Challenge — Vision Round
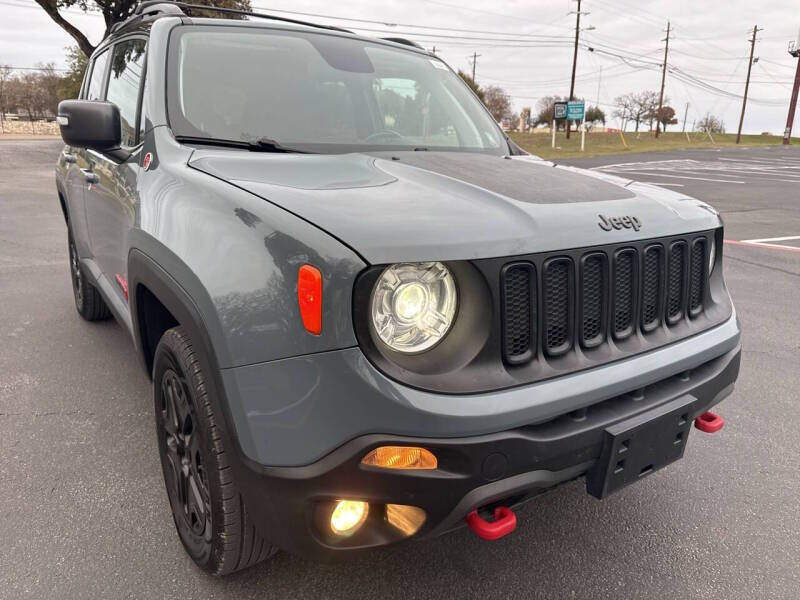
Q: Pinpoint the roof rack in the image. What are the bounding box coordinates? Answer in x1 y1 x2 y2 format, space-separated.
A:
113 1 353 34
381 37 426 51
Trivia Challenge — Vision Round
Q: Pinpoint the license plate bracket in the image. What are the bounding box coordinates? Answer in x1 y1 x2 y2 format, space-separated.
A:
587 395 695 499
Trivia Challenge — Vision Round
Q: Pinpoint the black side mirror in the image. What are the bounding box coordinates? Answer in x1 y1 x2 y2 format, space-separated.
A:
57 100 121 152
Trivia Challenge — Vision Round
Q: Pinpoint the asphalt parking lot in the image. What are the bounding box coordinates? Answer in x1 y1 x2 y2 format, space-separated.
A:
1 140 799 599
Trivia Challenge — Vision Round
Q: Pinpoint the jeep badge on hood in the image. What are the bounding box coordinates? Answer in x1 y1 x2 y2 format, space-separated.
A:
598 214 642 232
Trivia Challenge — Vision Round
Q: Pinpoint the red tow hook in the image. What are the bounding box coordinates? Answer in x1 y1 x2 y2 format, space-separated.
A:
695 411 724 433
466 506 517 541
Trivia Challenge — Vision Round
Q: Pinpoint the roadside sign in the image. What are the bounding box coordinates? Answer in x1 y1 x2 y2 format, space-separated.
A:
554 102 568 120
567 101 585 121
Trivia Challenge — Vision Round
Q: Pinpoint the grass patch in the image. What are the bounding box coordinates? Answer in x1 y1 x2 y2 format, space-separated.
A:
509 130 794 160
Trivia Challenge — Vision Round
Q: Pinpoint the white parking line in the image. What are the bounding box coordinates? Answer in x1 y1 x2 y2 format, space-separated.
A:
741 235 800 243
595 156 800 185
611 171 745 184
725 239 800 253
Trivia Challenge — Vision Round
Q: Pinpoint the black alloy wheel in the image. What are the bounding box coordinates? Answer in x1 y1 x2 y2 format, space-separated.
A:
67 231 110 321
153 327 276 574
159 367 213 548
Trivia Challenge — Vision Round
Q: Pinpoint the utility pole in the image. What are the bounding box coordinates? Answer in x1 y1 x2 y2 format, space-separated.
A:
469 52 481 82
566 0 585 139
682 102 689 132
737 25 762 144
783 35 800 145
655 21 670 138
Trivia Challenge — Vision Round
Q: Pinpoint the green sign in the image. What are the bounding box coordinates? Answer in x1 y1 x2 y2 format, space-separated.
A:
567 101 585 121
554 102 568 119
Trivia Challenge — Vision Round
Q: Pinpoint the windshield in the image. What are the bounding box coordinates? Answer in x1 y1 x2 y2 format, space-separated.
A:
167 26 506 154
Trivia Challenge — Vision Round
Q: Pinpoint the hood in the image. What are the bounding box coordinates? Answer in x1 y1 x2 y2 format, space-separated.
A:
188 150 722 264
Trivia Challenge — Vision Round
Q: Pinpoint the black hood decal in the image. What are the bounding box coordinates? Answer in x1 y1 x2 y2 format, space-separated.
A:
371 152 635 204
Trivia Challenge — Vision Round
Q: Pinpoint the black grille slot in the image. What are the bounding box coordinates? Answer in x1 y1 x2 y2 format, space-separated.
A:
501 263 535 364
543 258 573 356
580 253 606 347
689 239 706 316
666 241 687 324
612 249 637 339
641 245 663 332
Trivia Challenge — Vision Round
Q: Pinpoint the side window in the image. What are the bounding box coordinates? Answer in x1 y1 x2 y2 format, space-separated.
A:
85 50 109 100
106 39 147 147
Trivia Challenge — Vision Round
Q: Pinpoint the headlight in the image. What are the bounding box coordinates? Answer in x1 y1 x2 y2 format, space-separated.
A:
370 262 457 353
708 238 716 274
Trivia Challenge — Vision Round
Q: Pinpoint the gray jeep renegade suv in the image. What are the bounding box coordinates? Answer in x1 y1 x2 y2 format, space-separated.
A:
54 1 741 574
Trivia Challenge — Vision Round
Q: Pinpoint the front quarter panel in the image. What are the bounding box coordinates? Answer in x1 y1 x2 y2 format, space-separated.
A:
134 127 366 368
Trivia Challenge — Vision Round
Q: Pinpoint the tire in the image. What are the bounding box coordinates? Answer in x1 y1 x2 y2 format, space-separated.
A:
153 326 277 575
68 232 111 321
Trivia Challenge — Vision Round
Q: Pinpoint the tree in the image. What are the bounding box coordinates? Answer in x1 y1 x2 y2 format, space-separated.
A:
631 90 659 132
0 65 12 130
482 85 512 123
697 113 725 134
35 63 62 116
506 111 519 132
457 70 485 102
654 106 677 132
613 93 635 130
33 0 253 58
584 106 605 131
57 46 88 101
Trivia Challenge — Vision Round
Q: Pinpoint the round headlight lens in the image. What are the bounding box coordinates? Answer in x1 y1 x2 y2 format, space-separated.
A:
708 238 716 274
370 262 457 353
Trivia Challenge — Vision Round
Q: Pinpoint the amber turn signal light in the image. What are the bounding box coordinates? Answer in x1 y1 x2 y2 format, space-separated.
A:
361 446 437 470
297 264 322 335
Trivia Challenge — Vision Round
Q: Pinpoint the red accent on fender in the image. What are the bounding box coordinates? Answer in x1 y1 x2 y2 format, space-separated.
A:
694 411 724 433
297 264 323 335
114 273 129 302
466 506 517 541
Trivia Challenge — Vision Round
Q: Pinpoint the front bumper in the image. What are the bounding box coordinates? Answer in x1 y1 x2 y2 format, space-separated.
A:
234 341 740 560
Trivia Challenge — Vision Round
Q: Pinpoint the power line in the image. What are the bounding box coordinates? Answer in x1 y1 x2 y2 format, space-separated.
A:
1 66 70 72
250 3 573 40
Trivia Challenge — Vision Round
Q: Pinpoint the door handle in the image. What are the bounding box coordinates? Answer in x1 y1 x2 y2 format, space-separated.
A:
62 152 76 164
80 169 99 184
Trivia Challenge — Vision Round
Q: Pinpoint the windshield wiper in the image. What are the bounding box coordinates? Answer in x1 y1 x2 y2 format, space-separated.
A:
174 135 311 154
248 137 311 154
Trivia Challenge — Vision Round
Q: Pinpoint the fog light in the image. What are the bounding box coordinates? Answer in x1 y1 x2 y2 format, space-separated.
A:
386 504 426 537
361 446 437 470
330 500 368 536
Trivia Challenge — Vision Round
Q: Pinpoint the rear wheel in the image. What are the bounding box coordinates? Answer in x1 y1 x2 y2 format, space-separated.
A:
68 233 110 321
153 326 277 575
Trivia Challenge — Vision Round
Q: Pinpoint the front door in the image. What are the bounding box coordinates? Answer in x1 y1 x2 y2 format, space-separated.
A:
83 38 146 302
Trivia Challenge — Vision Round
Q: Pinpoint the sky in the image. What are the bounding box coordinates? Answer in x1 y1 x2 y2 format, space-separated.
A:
1 0 798 135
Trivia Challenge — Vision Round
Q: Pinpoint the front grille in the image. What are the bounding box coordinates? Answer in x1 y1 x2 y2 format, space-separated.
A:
500 234 712 366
